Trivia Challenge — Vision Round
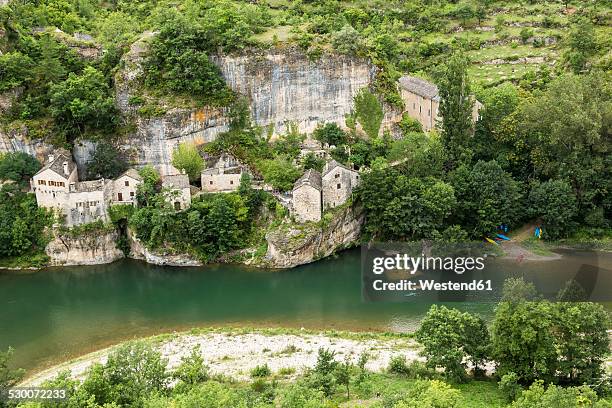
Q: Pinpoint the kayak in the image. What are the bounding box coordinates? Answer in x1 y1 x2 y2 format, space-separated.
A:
485 237 498 245
496 234 511 241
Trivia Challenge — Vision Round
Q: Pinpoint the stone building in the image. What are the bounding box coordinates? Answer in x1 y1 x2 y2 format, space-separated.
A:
299 138 327 160
399 76 482 132
32 154 114 226
201 153 248 193
321 160 360 210
291 169 322 222
112 168 143 205
161 173 191 210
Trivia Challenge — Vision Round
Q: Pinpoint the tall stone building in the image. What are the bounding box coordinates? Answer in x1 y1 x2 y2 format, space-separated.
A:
291 169 322 222
322 160 359 210
399 75 482 132
112 168 142 205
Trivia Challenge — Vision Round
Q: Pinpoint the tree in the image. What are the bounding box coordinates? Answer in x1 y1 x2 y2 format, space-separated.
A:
416 305 489 382
436 51 475 167
0 152 41 186
387 132 446 178
0 347 25 392
312 123 348 147
450 160 523 238
510 381 607 408
334 356 352 400
358 169 456 240
135 165 161 208
332 24 363 56
172 142 204 183
143 15 232 104
384 380 461 408
306 348 338 397
0 51 34 92
527 180 578 239
258 156 301 192
49 66 118 139
87 144 128 180
301 152 325 172
173 346 209 391
564 18 598 73
354 89 383 139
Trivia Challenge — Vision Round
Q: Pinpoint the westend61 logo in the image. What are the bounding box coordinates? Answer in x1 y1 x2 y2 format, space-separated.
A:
361 242 611 303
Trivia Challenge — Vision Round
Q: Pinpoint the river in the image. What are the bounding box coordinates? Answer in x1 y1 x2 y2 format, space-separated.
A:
1 247 610 373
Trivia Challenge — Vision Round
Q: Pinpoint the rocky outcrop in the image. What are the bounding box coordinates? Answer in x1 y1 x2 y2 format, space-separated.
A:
0 124 56 164
261 205 364 268
127 228 203 267
45 228 124 266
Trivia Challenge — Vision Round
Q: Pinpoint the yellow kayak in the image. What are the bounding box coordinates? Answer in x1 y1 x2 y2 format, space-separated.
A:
485 237 498 245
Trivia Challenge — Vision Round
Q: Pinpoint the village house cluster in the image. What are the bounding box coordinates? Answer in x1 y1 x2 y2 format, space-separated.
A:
31 153 190 226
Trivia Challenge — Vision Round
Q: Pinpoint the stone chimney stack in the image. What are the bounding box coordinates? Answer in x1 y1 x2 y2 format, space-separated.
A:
48 154 55 163
63 161 69 176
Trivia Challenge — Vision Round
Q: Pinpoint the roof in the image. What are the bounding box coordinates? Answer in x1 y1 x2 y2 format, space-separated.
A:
322 160 355 177
34 153 76 178
117 168 143 181
73 179 110 193
293 169 322 191
399 76 440 101
162 174 190 189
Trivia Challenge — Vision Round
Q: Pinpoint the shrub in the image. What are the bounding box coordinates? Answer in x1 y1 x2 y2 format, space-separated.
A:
499 372 521 402
0 152 41 186
354 89 383 139
173 346 209 387
388 355 410 375
171 142 204 183
87 144 128 180
250 364 271 378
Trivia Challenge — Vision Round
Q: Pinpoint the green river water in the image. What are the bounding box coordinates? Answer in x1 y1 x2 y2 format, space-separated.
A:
1 247 610 374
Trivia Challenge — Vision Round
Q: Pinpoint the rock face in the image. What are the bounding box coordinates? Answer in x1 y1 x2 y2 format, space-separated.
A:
213 52 376 135
262 205 364 268
116 41 388 174
127 228 203 267
0 125 56 164
45 228 124 266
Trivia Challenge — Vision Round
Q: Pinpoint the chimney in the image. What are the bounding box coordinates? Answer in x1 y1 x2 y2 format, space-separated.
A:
69 183 76 192
48 154 55 163
63 161 69 176
181 169 186 175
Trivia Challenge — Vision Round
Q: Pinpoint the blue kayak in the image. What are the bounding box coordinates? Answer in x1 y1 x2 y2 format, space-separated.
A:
496 234 511 241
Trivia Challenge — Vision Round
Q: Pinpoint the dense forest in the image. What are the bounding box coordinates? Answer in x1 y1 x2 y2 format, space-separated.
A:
0 0 610 263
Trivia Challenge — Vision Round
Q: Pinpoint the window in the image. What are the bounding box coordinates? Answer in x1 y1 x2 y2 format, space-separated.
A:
38 180 46 185
174 201 181 211
419 106 422 113
337 183 341 189
209 181 213 185
130 192 134 197
335 173 340 179
90 201 96 207
118 192 123 201
230 180 234 185
125 180 129 187
428 109 430 116
413 103 415 109
59 182 65 187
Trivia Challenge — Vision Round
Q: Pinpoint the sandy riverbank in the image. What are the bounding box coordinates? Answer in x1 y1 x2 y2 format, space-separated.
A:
21 330 419 386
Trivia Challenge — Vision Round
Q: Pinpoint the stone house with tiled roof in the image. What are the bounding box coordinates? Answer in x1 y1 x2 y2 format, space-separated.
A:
321 160 360 210
399 75 483 132
161 173 191 210
112 168 143 205
291 169 322 222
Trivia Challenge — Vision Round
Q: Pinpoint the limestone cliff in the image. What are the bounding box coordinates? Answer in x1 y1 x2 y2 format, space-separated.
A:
260 205 364 269
45 228 124 266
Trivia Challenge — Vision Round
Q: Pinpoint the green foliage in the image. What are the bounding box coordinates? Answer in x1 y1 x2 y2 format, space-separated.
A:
331 24 363 56
383 379 461 408
510 381 609 408
564 18 598 73
0 51 34 91
498 372 522 402
143 14 233 105
301 152 325 172
86 144 127 180
0 152 41 186
250 364 271 378
278 384 327 408
173 346 209 390
450 160 522 238
527 180 578 239
436 51 475 167
388 355 411 375
353 89 383 139
312 123 348 147
387 132 446 178
0 184 52 259
0 347 25 391
171 142 204 183
358 168 456 240
49 66 117 140
398 113 423 135
415 305 489 383
135 165 161 208
258 156 301 192
305 348 338 397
